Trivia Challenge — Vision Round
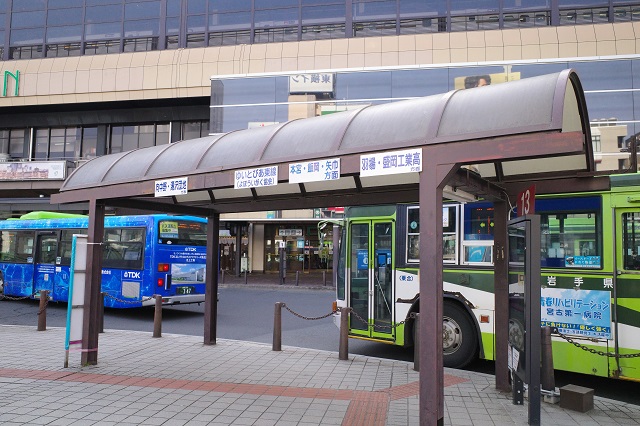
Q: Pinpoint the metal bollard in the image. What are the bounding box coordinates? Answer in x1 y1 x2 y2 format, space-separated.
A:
37 290 48 331
413 312 420 372
273 302 284 351
339 307 351 360
541 326 555 392
153 295 162 338
98 292 105 333
295 271 299 286
221 270 225 284
323 271 326 286
244 269 248 284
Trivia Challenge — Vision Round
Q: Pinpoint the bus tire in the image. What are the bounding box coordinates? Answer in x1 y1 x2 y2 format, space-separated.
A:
443 301 478 369
0 270 4 294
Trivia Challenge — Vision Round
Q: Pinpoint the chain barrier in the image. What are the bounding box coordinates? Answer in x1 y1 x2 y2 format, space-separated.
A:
282 303 337 321
348 308 414 331
554 328 640 359
0 292 37 301
103 293 155 305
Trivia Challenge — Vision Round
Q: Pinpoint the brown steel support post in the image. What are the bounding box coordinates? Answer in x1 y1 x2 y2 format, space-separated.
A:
493 200 510 391
235 227 242 277
204 213 220 345
418 156 450 426
82 199 104 366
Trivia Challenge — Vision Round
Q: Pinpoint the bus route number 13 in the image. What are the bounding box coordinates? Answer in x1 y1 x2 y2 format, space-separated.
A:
517 184 536 216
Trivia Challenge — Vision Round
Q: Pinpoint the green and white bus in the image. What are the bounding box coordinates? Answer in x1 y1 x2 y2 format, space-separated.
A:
333 173 640 380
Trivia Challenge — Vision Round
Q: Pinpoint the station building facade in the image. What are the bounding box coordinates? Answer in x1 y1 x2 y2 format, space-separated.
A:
0 0 640 273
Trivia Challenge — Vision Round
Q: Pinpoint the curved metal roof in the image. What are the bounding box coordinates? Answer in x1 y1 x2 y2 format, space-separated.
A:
55 69 594 213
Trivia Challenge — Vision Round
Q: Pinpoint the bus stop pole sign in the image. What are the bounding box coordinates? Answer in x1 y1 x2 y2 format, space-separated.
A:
507 215 541 425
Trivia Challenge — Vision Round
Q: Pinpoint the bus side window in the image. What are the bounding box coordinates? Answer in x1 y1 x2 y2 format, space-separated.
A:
622 212 640 270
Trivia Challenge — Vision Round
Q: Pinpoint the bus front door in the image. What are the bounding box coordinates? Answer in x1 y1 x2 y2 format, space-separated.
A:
348 220 394 341
34 232 59 300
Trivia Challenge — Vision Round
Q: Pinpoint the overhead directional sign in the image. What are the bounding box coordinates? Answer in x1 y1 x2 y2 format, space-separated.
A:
234 166 278 189
289 158 340 183
155 177 188 197
360 149 422 177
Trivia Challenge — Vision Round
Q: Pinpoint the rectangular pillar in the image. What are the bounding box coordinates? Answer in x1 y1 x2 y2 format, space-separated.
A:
81 199 104 365
204 213 220 345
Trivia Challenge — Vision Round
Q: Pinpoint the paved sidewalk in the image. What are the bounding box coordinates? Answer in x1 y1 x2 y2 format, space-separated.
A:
1 325 639 425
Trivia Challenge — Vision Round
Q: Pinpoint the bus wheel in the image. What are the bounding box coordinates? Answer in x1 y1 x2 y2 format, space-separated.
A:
0 271 4 294
443 301 478 369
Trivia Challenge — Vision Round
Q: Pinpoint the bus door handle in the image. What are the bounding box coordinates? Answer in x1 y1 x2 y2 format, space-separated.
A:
165 274 172 290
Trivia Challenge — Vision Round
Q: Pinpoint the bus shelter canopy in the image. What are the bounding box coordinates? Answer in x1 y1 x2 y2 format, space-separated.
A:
53 69 596 213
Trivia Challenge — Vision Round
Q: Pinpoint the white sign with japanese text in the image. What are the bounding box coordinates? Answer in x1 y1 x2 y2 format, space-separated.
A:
360 149 422 177
155 177 188 197
234 166 278 189
289 73 334 94
289 158 340 183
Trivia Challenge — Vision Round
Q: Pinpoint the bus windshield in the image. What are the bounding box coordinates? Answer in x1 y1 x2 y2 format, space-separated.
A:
158 220 207 246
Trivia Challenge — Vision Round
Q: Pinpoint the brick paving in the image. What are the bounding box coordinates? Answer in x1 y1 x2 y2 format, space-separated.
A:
0 325 639 425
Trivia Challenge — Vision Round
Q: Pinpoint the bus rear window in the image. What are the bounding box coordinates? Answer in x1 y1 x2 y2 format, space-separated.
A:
540 211 601 269
158 220 207 246
103 228 145 270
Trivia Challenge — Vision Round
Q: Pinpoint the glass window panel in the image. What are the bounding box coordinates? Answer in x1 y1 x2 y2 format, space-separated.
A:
302 4 346 23
156 124 170 145
301 23 344 40
446 65 505 90
540 211 600 269
182 121 203 140
586 92 634 122
9 129 24 158
510 62 568 79
124 19 159 37
256 0 299 8
0 130 8 153
35 129 48 159
166 17 180 34
217 105 283 132
125 1 161 20
49 128 65 160
209 0 251 12
86 0 121 4
255 8 299 28
47 8 83 26
187 14 207 32
353 0 397 20
400 0 446 16
10 28 44 45
12 1 45 12
559 0 607 5
0 14 5 30
11 10 45 28
209 11 251 30
569 60 632 91
139 132 154 148
391 68 449 98
335 71 392 100
86 5 123 24
47 26 83 43
167 0 181 16
302 0 343 4
65 128 81 159
188 0 207 14
451 0 499 14
82 127 98 158
504 0 550 9
48 0 84 8
122 126 138 152
86 22 122 40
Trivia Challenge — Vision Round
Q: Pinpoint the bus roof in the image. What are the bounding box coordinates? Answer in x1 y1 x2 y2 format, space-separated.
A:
9 211 89 220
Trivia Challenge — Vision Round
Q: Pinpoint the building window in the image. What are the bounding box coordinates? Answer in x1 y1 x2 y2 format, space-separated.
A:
503 11 550 28
123 37 158 52
591 134 601 153
109 123 170 154
301 24 345 40
84 40 120 55
9 45 43 59
353 20 398 37
181 121 210 140
399 18 439 34
46 43 81 58
209 30 250 46
166 35 179 49
560 8 610 26
33 126 97 160
0 129 26 160
254 27 298 44
186 33 206 48
451 14 500 32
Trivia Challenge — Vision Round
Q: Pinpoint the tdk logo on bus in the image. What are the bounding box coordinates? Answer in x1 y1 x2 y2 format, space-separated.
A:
124 271 141 279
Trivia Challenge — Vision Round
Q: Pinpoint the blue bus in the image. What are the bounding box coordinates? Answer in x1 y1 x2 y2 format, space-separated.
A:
0 212 208 308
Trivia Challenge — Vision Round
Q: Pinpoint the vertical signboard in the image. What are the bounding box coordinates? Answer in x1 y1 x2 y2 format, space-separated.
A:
64 234 88 368
508 216 541 425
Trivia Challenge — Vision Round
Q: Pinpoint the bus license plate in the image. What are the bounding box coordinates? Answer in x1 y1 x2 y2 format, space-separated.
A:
176 286 194 295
